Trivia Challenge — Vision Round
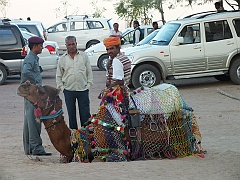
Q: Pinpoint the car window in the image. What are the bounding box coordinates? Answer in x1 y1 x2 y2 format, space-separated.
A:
137 29 159 46
122 28 132 35
122 30 134 45
107 20 113 29
0 29 17 45
19 27 30 33
17 25 40 37
147 28 153 35
204 20 233 42
72 21 88 30
87 21 103 29
151 23 180 46
233 18 240 37
52 23 67 32
178 23 200 44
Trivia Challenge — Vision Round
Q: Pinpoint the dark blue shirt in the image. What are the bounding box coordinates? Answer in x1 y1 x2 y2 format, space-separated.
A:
21 51 42 85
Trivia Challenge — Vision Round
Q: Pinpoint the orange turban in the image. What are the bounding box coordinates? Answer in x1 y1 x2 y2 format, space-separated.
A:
103 37 121 47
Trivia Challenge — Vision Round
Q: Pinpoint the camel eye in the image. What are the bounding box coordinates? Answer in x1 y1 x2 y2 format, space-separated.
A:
38 89 46 96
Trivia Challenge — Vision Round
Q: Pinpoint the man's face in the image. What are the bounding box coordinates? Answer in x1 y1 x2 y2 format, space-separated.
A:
106 45 119 59
153 24 158 29
34 44 43 54
66 39 77 53
133 23 137 29
113 24 119 31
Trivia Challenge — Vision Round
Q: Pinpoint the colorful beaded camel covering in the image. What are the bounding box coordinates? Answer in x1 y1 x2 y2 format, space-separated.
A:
86 83 204 162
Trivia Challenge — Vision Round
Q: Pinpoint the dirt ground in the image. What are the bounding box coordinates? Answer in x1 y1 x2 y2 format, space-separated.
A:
0 69 239 180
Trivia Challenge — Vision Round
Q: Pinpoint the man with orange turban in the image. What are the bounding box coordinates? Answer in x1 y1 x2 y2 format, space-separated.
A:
101 36 131 118
92 37 132 162
103 37 131 90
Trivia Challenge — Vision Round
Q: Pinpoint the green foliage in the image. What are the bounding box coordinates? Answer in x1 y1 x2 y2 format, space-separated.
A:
91 0 106 18
113 0 239 27
0 0 8 6
115 0 154 26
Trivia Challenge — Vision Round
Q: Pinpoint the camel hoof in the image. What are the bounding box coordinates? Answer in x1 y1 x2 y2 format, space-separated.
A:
91 158 105 162
60 156 72 163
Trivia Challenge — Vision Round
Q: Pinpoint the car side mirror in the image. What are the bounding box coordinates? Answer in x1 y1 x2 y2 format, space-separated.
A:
177 37 184 45
47 29 53 33
121 40 124 45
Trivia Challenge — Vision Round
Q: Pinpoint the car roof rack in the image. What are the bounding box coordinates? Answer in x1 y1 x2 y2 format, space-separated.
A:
183 11 216 19
64 15 92 20
1 18 11 24
196 10 240 19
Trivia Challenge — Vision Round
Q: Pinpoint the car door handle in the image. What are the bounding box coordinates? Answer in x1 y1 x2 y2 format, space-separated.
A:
193 46 201 49
227 42 234 45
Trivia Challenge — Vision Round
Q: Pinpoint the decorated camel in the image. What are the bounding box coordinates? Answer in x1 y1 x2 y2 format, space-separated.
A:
17 81 204 162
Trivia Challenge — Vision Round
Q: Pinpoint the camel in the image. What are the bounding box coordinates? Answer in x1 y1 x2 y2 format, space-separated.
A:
17 82 204 163
17 81 90 162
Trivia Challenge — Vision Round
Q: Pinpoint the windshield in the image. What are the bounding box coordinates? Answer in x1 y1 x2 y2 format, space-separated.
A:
21 31 35 39
122 28 133 36
137 29 159 46
150 23 180 46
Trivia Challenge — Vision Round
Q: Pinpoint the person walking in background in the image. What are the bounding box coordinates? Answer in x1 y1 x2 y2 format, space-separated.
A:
21 36 52 156
133 20 143 45
215 1 225 12
150 21 159 33
110 22 122 38
152 21 158 30
56 36 93 130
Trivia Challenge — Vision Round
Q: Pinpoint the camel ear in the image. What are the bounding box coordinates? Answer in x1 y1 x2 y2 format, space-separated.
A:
38 86 46 95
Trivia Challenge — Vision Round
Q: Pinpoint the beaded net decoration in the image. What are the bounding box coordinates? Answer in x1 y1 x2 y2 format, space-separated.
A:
87 83 203 162
70 129 90 162
128 84 203 160
88 86 130 162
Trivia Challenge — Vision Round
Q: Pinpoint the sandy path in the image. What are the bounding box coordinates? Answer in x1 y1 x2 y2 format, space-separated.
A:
0 69 239 180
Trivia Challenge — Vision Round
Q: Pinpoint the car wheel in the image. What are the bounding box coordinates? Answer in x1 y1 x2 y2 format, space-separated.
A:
98 54 109 71
132 64 161 88
229 59 240 84
0 66 7 85
86 41 99 49
214 74 230 81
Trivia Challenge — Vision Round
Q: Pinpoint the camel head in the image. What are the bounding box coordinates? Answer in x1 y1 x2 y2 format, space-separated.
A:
17 81 61 110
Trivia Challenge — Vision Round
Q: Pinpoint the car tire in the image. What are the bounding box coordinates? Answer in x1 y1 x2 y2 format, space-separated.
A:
98 54 109 71
229 59 240 85
86 41 99 49
214 74 230 81
0 66 7 85
132 64 161 88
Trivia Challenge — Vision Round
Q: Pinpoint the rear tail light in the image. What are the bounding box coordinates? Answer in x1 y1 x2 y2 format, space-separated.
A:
45 45 56 54
21 46 27 56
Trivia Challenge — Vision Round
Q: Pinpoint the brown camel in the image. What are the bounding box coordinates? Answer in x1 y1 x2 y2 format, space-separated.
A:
17 81 75 162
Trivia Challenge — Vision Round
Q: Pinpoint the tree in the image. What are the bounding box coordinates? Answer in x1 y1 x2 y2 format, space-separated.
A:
91 0 106 18
0 0 9 17
115 0 154 27
184 0 240 10
54 0 80 18
114 0 240 28
153 0 166 24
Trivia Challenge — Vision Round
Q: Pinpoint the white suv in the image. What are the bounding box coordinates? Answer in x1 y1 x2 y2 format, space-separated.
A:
47 15 113 52
122 11 240 88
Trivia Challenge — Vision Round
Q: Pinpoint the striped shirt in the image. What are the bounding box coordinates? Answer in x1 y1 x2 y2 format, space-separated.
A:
107 52 131 87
